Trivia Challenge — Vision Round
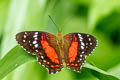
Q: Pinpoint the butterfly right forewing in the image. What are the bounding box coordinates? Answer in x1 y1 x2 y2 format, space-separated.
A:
63 33 97 72
16 31 63 74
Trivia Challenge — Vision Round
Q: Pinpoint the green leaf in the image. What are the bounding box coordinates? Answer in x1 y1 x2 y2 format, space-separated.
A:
0 45 119 80
84 63 120 80
108 63 120 79
0 46 36 79
88 0 120 30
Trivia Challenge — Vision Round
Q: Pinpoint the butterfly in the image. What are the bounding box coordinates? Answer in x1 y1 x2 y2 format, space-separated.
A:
16 16 98 74
16 31 98 74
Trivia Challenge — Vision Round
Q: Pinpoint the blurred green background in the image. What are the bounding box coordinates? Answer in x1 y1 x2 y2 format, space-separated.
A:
0 0 120 80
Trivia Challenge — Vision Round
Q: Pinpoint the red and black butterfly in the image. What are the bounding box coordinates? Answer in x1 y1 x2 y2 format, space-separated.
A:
16 16 98 74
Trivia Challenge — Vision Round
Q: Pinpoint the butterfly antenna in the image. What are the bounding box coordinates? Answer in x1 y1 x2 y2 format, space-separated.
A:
48 15 60 32
60 15 74 32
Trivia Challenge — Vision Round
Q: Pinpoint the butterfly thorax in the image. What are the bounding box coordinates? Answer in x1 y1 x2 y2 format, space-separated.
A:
56 32 66 65
56 32 62 43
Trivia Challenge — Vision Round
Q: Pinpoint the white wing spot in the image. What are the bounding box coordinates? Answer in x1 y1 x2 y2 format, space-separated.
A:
78 34 81 37
51 72 54 74
80 58 82 61
43 60 46 62
77 71 80 72
30 44 32 46
24 35 26 38
35 50 39 52
23 40 25 42
34 38 38 40
24 48 26 50
33 34 38 38
82 63 85 65
33 41 37 44
90 42 92 45
27 51 30 53
67 63 69 66
39 62 41 64
82 51 84 54
81 42 85 46
96 40 98 43
25 32 27 34
89 38 91 41
80 55 82 57
96 40 98 46
41 56 44 59
87 35 89 37
35 32 38 35
34 44 38 48
84 61 86 63
78 34 83 41
86 43 88 45
79 37 83 40
29 41 30 43
81 46 84 49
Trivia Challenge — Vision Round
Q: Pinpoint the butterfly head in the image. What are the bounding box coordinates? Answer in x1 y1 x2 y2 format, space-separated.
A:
56 32 63 46
56 32 62 40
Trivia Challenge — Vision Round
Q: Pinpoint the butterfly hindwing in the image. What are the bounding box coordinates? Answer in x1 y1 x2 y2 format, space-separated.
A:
63 33 97 72
16 31 63 74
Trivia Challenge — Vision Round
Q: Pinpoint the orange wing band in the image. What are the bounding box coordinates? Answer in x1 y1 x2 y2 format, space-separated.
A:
41 40 59 64
68 42 78 63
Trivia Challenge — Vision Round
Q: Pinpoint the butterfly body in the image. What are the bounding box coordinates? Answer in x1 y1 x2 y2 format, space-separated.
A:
56 32 66 66
16 31 97 74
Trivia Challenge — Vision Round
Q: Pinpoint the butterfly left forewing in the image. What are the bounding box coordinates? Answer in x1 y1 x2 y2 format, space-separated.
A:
16 31 41 54
16 31 63 74
63 33 97 72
